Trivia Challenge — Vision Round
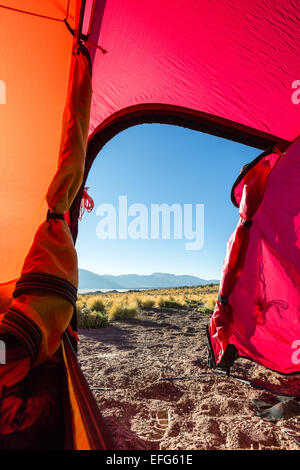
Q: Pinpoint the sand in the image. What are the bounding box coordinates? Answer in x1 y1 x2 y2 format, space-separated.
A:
78 306 300 450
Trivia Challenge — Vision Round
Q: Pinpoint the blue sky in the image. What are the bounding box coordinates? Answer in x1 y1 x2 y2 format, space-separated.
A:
76 124 258 280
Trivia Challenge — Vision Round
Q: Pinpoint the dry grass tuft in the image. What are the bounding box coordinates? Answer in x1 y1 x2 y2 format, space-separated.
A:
86 296 106 312
77 303 109 328
205 295 217 311
107 300 139 321
139 296 156 310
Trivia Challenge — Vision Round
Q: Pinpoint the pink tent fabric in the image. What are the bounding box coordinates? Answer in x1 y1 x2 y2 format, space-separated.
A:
86 0 299 143
223 137 300 373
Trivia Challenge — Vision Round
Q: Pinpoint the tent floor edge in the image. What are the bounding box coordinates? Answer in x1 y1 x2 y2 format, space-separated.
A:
206 324 239 375
62 331 116 450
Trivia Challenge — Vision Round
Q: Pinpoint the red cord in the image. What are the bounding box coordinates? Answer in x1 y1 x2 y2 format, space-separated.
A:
79 187 94 220
82 40 107 54
67 324 80 342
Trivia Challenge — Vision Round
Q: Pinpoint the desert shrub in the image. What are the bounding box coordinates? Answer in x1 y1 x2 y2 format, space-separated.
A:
89 311 109 328
197 306 212 314
185 298 199 306
139 296 156 310
76 297 87 310
127 294 139 305
108 300 138 320
76 302 89 315
77 304 109 328
156 296 166 307
206 296 217 311
156 295 184 308
86 295 106 312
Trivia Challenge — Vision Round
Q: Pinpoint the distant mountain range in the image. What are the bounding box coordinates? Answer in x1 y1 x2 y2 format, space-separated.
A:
79 269 219 291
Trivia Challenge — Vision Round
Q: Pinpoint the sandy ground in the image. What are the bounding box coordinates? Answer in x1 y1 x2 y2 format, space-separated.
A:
78 306 300 450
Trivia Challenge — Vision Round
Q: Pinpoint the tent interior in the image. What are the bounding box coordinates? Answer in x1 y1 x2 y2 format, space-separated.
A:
0 0 299 449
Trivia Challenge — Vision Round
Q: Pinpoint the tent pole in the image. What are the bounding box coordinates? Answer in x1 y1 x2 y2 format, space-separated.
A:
76 0 86 43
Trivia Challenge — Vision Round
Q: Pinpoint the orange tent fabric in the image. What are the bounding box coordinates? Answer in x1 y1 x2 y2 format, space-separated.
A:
0 1 76 283
0 1 114 449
